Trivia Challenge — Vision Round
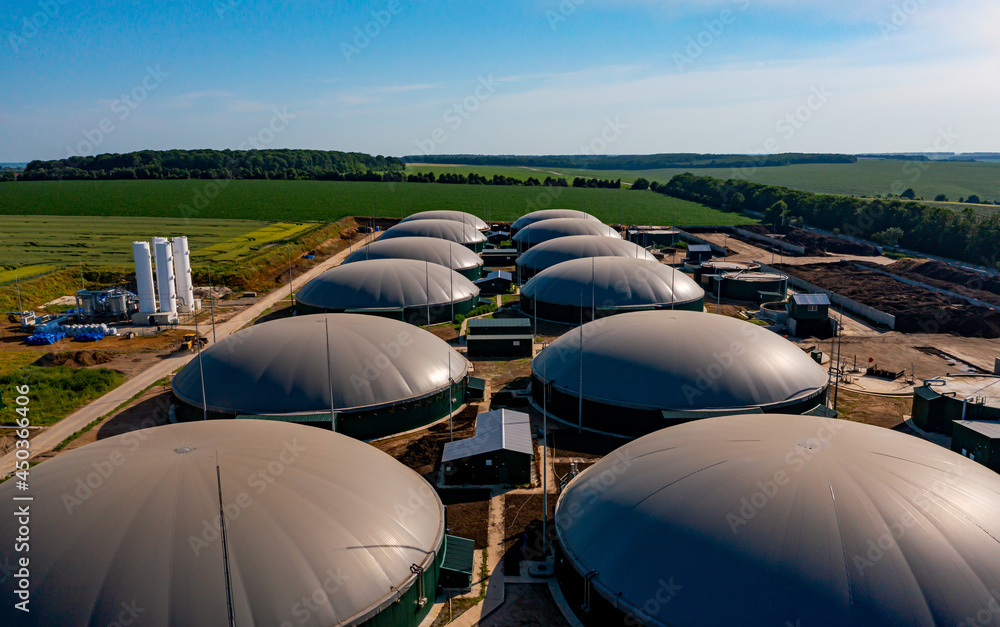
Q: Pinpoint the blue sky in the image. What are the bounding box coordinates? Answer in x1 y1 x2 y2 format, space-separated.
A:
1 0 997 161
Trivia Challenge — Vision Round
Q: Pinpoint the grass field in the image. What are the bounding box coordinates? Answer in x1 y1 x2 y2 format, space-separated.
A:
462 160 1000 205
0 264 58 285
0 352 125 427
0 215 316 268
0 179 753 226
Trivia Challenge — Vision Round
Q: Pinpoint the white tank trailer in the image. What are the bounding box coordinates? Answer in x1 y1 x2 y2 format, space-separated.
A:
171 236 195 313
152 237 177 316
132 241 157 314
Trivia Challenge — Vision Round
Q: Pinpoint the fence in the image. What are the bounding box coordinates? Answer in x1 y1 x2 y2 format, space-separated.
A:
853 263 1000 313
755 262 896 329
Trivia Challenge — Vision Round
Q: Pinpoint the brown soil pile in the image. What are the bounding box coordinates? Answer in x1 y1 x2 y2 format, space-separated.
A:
786 262 1000 337
33 350 117 368
439 488 491 548
739 224 880 256
370 403 479 476
882 259 1000 302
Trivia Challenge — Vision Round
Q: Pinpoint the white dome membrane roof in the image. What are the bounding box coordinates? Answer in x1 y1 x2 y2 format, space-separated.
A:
380 219 487 245
557 414 1000 627
172 313 469 414
342 236 483 272
521 257 704 308
296 258 479 311
532 310 829 411
399 210 488 231
517 235 655 275
512 218 621 246
511 209 603 232
0 420 444 627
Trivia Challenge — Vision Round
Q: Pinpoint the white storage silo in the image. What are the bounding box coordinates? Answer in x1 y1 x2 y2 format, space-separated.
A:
171 237 195 313
132 241 157 314
152 238 177 316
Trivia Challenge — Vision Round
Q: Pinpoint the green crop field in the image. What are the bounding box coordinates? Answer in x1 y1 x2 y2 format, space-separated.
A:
0 179 754 227
0 215 316 268
495 160 1000 205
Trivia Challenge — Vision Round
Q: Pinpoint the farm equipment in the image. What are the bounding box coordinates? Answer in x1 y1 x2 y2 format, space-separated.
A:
181 334 209 351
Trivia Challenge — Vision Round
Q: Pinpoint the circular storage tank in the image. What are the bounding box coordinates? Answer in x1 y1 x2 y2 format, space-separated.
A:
531 310 829 436
555 414 1000 627
520 257 705 324
172 313 469 439
510 209 603 235
399 210 488 231
0 420 445 627
692 260 761 288
380 219 487 252
342 236 484 281
296 258 480 324
516 235 656 280
713 271 788 304
512 218 621 252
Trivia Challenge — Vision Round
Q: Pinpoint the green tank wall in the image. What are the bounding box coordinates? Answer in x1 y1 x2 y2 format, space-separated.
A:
173 377 468 441
359 548 443 627
520 294 704 325
298 296 479 324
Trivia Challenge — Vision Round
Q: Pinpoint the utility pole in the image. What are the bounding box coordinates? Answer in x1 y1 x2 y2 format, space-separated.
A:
14 268 22 312
287 246 294 308
425 261 431 329
195 308 208 421
325 317 337 433
542 340 549 557
448 349 454 441
208 267 217 343
578 293 584 434
79 261 85 290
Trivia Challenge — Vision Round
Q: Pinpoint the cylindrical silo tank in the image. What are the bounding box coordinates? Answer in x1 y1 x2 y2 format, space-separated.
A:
152 237 177 316
171 236 195 313
132 241 157 314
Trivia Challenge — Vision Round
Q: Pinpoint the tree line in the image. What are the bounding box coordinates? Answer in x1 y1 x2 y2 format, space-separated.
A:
402 153 857 170
659 172 1000 268
10 149 406 182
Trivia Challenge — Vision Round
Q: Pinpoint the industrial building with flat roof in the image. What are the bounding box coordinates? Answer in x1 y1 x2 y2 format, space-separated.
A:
380 218 487 252
952 420 1000 473
512 218 621 252
911 375 1000 435
520 257 705 324
295 258 480 324
531 310 829 436
0 421 455 627
441 409 533 486
342 236 484 281
555 414 1000 627
172 314 470 440
466 317 534 358
516 235 656 280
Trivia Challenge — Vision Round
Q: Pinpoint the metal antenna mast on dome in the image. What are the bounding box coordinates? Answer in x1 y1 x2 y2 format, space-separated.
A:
325 317 337 432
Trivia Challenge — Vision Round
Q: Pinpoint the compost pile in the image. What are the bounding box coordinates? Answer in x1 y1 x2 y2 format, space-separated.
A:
875 259 1000 305
739 224 880 256
786 262 1000 338
34 350 116 367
